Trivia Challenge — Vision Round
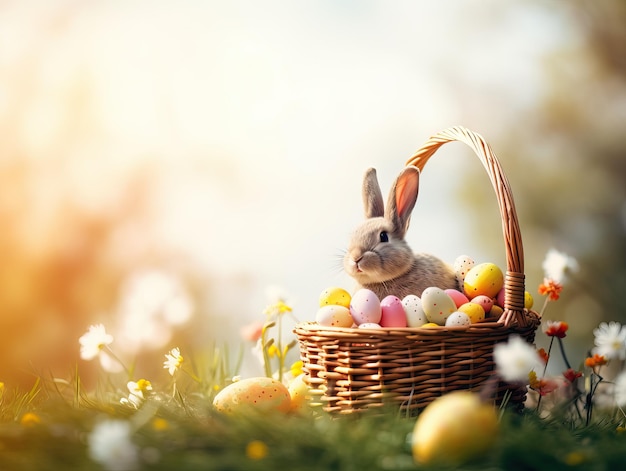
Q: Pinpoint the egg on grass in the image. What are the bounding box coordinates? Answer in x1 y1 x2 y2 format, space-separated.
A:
213 377 292 415
412 391 499 466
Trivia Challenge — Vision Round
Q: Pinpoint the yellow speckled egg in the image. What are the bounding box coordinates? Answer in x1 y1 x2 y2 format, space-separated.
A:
524 291 534 309
315 304 354 327
421 323 440 328
457 302 486 323
463 263 504 299
319 286 352 308
213 377 291 414
288 374 310 413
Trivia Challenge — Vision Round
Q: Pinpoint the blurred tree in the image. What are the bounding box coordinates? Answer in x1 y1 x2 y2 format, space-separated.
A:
459 0 626 354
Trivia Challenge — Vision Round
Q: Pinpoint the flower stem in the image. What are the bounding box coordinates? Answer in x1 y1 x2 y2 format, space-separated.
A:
536 337 554 413
557 337 572 370
277 315 284 382
103 345 131 378
538 296 550 318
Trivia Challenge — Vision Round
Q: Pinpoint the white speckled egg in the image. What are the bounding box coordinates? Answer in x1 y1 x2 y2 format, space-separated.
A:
358 322 382 329
421 287 457 326
402 295 428 327
453 255 475 287
445 311 472 327
349 289 382 325
315 304 354 328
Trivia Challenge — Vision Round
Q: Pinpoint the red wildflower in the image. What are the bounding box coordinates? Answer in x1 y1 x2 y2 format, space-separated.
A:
543 320 569 339
240 321 264 342
563 368 582 383
538 278 563 301
584 354 608 368
529 371 559 396
537 348 550 363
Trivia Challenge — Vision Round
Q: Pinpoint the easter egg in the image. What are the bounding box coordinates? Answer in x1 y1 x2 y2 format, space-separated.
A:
471 295 494 314
315 305 354 328
421 323 439 328
454 255 475 286
421 287 457 326
495 288 505 308
358 322 382 329
213 377 291 415
380 295 407 328
445 311 471 327
463 263 504 299
412 391 499 465
444 289 470 308
288 374 310 413
319 286 351 308
489 305 504 319
457 302 485 323
402 295 428 327
525 291 534 309
349 289 382 325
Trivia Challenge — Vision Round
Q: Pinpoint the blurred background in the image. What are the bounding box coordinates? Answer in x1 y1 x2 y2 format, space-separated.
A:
1 0 624 388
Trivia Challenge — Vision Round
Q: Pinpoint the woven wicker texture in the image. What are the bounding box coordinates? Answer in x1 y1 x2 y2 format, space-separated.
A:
295 126 541 414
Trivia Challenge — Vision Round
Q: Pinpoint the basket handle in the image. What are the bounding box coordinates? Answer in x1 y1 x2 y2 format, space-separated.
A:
405 126 526 327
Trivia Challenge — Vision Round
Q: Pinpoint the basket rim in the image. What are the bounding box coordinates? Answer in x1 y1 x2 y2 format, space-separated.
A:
294 310 540 337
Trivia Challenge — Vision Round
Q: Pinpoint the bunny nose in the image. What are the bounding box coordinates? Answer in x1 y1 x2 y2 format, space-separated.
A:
352 256 363 272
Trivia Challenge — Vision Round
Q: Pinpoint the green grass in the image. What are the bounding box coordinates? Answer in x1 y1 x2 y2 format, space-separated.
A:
1 373 625 471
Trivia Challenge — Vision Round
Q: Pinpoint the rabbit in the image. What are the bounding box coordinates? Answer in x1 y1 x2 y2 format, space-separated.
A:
343 165 458 300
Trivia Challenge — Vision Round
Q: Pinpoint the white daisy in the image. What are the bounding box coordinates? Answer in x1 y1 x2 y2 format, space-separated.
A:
614 371 626 408
493 335 544 383
79 324 114 361
592 321 626 360
121 379 153 408
542 248 579 284
163 347 183 376
88 420 139 471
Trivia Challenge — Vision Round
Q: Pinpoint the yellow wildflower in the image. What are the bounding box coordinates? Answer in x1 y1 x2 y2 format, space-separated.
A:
267 344 280 358
20 412 41 426
263 301 293 318
290 360 304 378
564 451 585 466
246 440 269 460
152 417 169 431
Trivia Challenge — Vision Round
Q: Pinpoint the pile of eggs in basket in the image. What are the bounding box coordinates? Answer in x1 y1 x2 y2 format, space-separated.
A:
315 255 534 329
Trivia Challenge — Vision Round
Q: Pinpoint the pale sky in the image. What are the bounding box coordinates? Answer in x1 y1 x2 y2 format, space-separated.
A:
0 1 570 351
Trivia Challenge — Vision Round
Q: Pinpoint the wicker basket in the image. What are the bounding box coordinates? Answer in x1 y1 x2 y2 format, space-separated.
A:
294 126 541 415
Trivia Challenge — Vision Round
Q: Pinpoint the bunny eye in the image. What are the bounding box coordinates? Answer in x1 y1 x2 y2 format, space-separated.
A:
379 231 389 243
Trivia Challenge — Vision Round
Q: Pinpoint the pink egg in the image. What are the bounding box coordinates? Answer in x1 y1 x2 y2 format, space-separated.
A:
380 295 407 327
349 289 382 325
471 295 494 313
444 289 470 309
495 288 505 308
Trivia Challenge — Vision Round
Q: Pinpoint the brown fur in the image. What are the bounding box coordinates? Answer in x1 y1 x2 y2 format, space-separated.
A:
344 166 457 298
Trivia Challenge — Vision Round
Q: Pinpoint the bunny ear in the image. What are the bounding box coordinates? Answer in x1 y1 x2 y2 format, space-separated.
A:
386 166 420 235
362 167 385 218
